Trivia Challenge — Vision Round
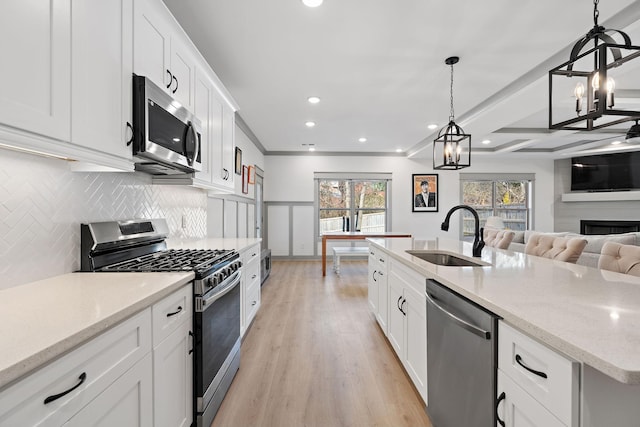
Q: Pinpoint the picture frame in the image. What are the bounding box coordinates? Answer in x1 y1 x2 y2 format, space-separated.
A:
248 165 255 184
242 165 249 194
412 174 439 212
235 147 242 175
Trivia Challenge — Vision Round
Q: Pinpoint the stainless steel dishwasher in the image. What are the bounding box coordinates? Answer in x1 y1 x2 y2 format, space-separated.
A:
425 279 499 427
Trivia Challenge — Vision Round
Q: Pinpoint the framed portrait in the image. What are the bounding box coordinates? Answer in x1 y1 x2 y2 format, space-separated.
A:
412 174 439 212
235 147 242 175
242 165 249 194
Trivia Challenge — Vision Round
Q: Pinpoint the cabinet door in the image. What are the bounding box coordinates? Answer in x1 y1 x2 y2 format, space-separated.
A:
404 284 427 402
387 279 404 356
71 0 132 160
0 0 70 141
194 69 213 184
133 0 171 89
497 370 565 427
367 258 379 314
153 320 193 427
221 104 235 188
169 36 195 110
64 353 153 427
209 93 225 185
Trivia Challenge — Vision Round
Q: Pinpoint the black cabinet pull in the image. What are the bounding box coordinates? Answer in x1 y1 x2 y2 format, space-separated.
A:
400 298 407 316
515 354 548 379
188 331 194 355
166 306 183 317
44 372 87 404
496 391 506 427
166 69 172 89
172 75 178 94
125 122 134 146
397 295 403 311
372 270 378 282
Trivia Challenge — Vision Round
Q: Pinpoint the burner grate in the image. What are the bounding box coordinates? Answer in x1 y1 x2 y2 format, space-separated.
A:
100 249 235 274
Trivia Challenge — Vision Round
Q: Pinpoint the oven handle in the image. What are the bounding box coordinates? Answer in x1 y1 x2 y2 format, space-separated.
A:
199 270 242 312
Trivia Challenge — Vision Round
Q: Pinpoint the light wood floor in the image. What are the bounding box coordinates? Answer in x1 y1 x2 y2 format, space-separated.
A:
211 260 433 427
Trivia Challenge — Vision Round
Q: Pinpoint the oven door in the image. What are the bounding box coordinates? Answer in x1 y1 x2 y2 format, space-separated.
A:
194 270 241 426
132 75 202 173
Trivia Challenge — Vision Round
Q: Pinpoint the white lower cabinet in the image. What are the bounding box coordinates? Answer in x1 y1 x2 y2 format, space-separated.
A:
367 245 388 333
387 259 427 402
497 321 579 427
240 243 261 336
0 285 193 427
497 370 565 427
63 352 153 427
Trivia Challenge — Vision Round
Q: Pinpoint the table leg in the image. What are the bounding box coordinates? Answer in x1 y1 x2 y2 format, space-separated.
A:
322 235 327 276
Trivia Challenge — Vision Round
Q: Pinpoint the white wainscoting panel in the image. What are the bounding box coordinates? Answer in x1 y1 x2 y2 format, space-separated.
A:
292 206 314 256
0 149 207 289
268 205 289 256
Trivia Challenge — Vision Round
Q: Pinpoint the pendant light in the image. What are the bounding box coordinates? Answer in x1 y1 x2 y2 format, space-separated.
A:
549 0 640 131
433 56 471 170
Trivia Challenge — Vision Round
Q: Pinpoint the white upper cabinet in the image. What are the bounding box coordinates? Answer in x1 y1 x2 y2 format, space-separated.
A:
71 0 133 162
133 0 195 111
193 69 214 184
0 0 71 141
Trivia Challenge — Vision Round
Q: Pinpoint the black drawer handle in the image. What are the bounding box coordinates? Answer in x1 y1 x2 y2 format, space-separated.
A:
372 270 378 282
496 391 506 427
44 372 87 404
252 274 257 279
252 301 257 306
515 354 548 379
167 306 183 317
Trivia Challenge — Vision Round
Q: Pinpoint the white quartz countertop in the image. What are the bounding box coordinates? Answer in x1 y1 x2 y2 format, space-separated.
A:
369 237 640 384
0 272 193 390
0 237 261 391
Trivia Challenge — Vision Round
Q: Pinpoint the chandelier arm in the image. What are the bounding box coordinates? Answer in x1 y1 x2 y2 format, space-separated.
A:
567 28 632 72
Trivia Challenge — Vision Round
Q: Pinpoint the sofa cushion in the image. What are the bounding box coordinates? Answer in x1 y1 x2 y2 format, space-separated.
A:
598 242 640 276
582 233 637 254
484 229 516 250
524 230 569 244
524 233 588 264
512 231 525 244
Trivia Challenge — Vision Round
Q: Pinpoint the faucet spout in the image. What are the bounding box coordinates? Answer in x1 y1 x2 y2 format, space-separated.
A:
441 204 485 257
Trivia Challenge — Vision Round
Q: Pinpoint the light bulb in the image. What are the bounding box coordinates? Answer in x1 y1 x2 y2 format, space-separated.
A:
592 72 600 90
606 77 615 108
574 82 585 114
591 72 600 111
456 145 462 162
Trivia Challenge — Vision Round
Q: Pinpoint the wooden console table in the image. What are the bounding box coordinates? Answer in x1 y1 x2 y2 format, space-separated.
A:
321 232 412 276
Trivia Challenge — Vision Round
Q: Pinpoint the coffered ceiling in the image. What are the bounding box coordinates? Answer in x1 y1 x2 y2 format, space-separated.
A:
162 0 640 159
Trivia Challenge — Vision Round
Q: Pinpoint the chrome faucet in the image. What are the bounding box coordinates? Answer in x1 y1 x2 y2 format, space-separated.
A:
441 204 485 257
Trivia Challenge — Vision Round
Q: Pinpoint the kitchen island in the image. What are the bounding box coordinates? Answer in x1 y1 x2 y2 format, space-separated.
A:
369 237 640 427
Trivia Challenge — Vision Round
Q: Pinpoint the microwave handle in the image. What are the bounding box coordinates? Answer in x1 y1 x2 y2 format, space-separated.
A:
185 121 199 167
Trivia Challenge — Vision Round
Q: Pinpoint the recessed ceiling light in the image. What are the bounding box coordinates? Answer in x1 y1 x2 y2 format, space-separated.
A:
305 121 316 127
428 124 438 130
611 140 622 145
482 139 491 145
172 138 181 142
308 96 320 104
358 137 367 143
302 0 323 7
309 146 316 151
395 148 402 153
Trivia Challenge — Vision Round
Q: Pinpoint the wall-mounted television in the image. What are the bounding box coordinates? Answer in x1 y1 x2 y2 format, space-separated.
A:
571 151 640 191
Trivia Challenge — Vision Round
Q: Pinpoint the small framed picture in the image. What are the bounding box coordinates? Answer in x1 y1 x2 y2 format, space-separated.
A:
248 165 255 184
412 174 439 212
235 147 242 175
242 165 249 194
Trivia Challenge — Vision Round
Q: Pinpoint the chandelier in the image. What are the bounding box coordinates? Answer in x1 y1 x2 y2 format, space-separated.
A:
549 0 640 131
433 56 471 170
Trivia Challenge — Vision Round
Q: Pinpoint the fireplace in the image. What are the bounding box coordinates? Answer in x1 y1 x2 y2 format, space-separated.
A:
580 220 640 235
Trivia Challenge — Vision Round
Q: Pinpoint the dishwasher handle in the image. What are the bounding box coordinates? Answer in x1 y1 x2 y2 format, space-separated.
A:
425 291 491 340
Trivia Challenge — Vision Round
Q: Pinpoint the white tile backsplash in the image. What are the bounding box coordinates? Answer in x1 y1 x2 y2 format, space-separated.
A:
0 149 207 289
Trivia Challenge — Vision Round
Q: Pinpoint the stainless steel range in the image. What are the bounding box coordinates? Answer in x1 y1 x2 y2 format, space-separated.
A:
80 218 242 427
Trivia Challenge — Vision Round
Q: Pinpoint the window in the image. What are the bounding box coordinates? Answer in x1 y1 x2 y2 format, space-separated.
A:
460 173 533 239
315 173 391 235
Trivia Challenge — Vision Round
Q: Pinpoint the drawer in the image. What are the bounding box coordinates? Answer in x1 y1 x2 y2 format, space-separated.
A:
245 258 260 287
242 244 260 265
0 309 151 427
389 258 423 295
245 280 260 323
152 285 192 346
498 370 566 427
498 322 579 426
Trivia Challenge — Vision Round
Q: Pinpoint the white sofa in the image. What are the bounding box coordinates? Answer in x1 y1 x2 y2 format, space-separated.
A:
508 230 640 268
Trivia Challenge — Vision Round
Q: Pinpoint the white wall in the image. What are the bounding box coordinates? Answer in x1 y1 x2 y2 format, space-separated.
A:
264 154 555 255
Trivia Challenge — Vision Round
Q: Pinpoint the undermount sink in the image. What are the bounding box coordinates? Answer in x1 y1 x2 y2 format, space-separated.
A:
405 250 488 267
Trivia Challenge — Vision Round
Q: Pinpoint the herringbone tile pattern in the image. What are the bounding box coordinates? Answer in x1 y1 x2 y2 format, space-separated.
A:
0 149 207 289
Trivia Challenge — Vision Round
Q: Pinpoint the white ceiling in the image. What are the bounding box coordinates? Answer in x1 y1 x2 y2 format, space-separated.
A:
162 0 640 159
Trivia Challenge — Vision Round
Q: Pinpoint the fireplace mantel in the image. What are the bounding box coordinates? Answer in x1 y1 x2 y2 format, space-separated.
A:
562 191 640 202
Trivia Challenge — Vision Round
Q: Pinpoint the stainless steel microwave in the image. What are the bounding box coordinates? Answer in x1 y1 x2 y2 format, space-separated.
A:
132 75 202 175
